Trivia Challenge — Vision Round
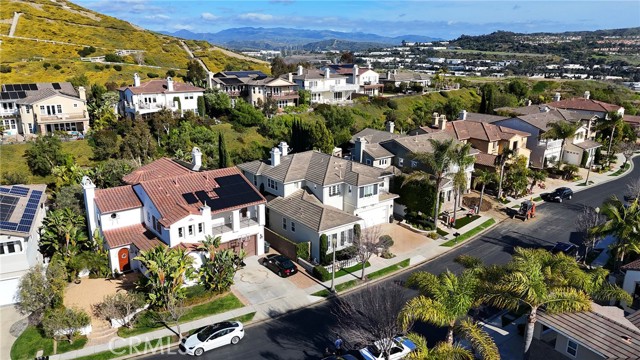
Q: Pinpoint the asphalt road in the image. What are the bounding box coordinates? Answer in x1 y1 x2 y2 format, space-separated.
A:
146 158 636 360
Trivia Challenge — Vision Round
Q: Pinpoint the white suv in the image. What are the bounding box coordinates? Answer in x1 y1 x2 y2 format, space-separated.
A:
180 321 245 356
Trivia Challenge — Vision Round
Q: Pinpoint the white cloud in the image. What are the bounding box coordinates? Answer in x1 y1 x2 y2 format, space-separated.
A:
238 13 275 21
144 14 169 20
172 24 194 30
201 12 219 21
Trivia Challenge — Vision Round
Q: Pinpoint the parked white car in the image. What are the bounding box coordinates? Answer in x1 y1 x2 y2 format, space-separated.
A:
358 336 416 360
179 321 245 356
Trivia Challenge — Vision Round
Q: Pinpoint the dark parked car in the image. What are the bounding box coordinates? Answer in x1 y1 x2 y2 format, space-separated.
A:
262 254 298 277
548 187 573 202
551 242 578 258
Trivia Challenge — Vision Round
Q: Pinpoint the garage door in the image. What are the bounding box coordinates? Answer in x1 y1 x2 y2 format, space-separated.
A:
221 235 257 257
0 278 20 306
357 206 389 226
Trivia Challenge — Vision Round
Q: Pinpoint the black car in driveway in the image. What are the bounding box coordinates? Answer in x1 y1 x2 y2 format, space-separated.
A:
551 242 579 258
261 254 298 277
545 187 573 202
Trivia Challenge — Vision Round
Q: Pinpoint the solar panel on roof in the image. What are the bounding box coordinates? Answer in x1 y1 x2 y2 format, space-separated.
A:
4 85 14 91
202 174 263 211
0 188 9 193
29 84 38 91
9 186 29 196
52 83 62 90
0 93 8 100
17 225 30 233
31 190 43 197
9 92 18 100
0 221 18 231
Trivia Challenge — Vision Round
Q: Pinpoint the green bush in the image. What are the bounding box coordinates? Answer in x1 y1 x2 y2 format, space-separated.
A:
296 242 310 261
53 64 62 70
320 234 329 265
388 99 399 110
43 62 51 69
313 265 331 282
335 246 355 261
0 65 12 73
147 72 159 78
113 65 123 71
379 235 394 248
166 69 176 77
104 53 124 63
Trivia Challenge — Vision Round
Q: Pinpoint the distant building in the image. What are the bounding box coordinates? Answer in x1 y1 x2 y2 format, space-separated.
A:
322 64 384 96
211 71 298 109
289 66 359 104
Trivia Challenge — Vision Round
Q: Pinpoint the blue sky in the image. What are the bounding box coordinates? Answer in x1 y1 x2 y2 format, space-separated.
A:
75 0 640 39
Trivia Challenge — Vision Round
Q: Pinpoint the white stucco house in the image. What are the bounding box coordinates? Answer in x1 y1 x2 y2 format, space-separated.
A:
290 66 359 104
82 149 266 275
238 142 398 261
622 259 640 311
322 64 384 96
117 73 205 119
0 184 47 306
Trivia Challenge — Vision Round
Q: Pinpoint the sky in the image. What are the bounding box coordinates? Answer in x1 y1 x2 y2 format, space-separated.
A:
75 0 640 40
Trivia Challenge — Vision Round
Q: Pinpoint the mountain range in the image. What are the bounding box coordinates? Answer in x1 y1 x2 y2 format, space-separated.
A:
162 27 441 50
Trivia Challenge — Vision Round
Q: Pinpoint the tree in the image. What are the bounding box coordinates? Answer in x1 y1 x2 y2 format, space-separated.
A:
298 90 311 106
472 169 497 215
270 57 294 77
339 51 355 64
262 95 278 118
403 138 457 233
442 97 464 121
494 147 515 199
503 155 530 197
401 270 498 359
197 96 206 117
406 333 476 360
94 292 146 328
352 226 385 280
16 261 67 324
24 135 67 176
218 132 229 168
575 206 603 263
333 284 408 360
619 141 638 167
449 143 475 226
625 177 640 201
39 208 89 260
541 120 581 166
1 171 29 185
507 79 529 100
591 196 640 270
309 120 334 154
319 234 329 265
121 119 158 166
527 169 546 193
90 130 121 160
53 184 84 213
42 307 90 346
230 99 266 127
197 236 242 292
483 248 592 359
92 159 137 188
204 90 232 117
185 60 207 87
478 84 496 115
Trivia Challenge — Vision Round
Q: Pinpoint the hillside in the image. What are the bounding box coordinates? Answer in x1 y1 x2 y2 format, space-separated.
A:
0 0 269 85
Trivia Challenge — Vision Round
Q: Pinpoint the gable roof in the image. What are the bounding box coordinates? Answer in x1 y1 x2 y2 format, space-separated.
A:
380 71 431 82
537 303 640 359
268 188 362 232
102 224 165 251
1 82 81 105
622 258 640 271
461 112 510 123
291 69 349 81
390 131 466 154
351 128 405 145
120 79 204 95
627 310 640 330
446 120 530 142
94 186 142 214
548 97 622 113
514 109 584 131
123 158 194 185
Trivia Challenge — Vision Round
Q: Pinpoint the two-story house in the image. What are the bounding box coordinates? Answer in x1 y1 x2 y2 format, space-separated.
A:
82 148 267 274
322 64 384 96
289 66 359 104
1 82 89 136
211 71 299 108
237 142 397 261
379 69 431 89
0 184 47 306
118 73 205 119
548 91 625 119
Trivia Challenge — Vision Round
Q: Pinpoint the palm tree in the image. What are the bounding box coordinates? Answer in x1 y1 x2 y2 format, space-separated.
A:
542 120 581 168
527 169 546 193
483 248 592 360
494 148 515 200
450 143 475 226
472 169 498 215
591 197 640 270
400 271 498 359
197 235 222 261
406 332 479 360
402 138 457 232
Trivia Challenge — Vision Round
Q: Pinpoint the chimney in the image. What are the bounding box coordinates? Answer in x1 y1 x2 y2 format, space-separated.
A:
386 121 395 134
270 147 281 167
553 92 561 102
584 91 590 99
539 105 551 113
78 86 86 101
368 63 372 69
353 64 359 83
393 69 398 75
354 137 367 163
438 114 447 130
81 176 97 240
191 146 202 171
167 76 174 92
288 72 293 83
526 99 532 106
278 141 289 156
297 65 304 76
324 68 330 79
458 109 467 120
134 73 141 87
432 112 440 128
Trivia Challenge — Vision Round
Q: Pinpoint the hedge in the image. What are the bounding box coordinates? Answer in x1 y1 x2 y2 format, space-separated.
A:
296 242 310 261
313 265 331 282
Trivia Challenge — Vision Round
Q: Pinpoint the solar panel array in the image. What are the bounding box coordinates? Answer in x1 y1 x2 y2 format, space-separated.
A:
0 188 42 233
194 174 263 211
3 84 38 91
0 195 18 222
52 83 62 90
0 91 27 100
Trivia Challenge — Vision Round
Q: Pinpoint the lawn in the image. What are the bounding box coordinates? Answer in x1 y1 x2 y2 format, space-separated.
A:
74 336 176 360
436 227 449 236
334 261 371 278
118 293 244 338
11 326 88 360
441 218 497 247
533 196 543 202
610 163 631 176
453 215 480 229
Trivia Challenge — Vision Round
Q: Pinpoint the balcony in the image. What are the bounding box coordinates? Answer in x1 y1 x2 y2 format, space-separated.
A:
267 91 299 100
211 217 259 236
38 112 88 122
137 102 164 110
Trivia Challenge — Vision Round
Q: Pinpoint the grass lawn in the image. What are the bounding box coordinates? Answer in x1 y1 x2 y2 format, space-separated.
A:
499 198 510 204
11 326 88 360
334 261 371 278
441 218 497 247
436 227 449 236
453 215 480 229
118 293 244 338
533 196 543 202
610 163 631 176
74 336 176 360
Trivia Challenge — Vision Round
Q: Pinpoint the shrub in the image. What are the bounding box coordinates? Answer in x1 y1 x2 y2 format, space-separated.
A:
113 65 122 71
166 69 176 77
43 62 51 69
319 234 329 265
335 246 356 261
313 265 331 282
53 64 62 70
94 64 104 70
147 72 159 78
427 232 439 240
296 242 310 261
388 99 399 110
0 65 12 73
78 46 96 57
104 53 124 63
379 235 394 249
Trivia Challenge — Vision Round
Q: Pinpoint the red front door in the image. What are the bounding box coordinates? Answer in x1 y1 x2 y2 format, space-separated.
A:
118 248 131 272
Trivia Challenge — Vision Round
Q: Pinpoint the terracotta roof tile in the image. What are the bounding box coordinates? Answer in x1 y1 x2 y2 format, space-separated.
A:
548 97 621 113
123 158 194 185
622 258 640 271
624 115 640 125
120 79 204 95
94 186 142 213
102 224 166 251
475 153 498 167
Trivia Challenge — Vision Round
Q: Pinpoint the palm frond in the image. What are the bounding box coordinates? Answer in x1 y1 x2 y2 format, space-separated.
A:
456 319 500 360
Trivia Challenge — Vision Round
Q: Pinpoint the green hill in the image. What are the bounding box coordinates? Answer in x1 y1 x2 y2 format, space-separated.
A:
0 0 269 85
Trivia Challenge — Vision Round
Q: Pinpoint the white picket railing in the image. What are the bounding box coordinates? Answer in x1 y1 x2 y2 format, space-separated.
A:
324 256 361 274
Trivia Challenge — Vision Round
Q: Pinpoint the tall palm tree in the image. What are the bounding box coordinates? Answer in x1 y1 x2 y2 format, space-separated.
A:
591 197 640 270
472 169 498 215
483 248 592 360
494 147 515 200
400 271 498 359
406 332 481 360
403 138 457 232
527 169 546 193
450 143 475 226
542 120 581 168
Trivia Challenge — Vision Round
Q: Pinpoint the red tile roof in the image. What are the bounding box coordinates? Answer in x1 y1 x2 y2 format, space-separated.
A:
123 158 194 185
102 224 166 251
94 186 142 213
475 152 498 167
446 121 530 142
120 79 204 95
548 97 622 113
622 259 640 271
624 115 640 126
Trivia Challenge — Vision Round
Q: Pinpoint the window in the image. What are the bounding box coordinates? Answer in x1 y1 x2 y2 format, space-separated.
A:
178 227 184 237
333 92 343 101
188 225 194 236
359 184 378 198
398 158 404 167
267 178 278 190
40 105 45 115
340 231 346 246
348 229 353 243
329 185 341 196
147 211 151 222
26 106 30 114
291 222 296 232
411 160 417 168
366 159 372 165
56 105 62 113
2 119 16 130
74 103 78 108
282 218 287 230
566 340 578 357
198 223 203 233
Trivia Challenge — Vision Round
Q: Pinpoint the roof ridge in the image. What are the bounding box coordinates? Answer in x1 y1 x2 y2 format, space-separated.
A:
589 307 640 335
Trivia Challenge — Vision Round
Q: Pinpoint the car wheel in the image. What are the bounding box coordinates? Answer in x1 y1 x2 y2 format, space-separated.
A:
568 195 572 200
278 271 283 277
194 348 204 356
231 336 240 345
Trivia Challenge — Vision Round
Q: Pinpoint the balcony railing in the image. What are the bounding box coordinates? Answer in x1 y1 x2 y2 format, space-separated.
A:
211 217 259 235
267 91 299 99
38 113 88 122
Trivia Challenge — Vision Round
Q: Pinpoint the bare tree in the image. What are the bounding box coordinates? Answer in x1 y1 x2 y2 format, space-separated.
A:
619 141 638 167
94 292 147 328
333 284 408 360
156 297 187 340
626 177 640 201
353 226 383 280
133 52 145 65
575 206 603 262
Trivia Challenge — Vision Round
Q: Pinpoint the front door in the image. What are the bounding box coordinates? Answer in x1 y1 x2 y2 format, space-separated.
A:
118 248 131 272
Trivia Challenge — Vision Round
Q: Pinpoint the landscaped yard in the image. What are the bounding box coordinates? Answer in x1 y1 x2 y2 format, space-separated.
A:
452 215 480 229
334 261 371 278
11 326 88 360
610 163 631 176
441 218 497 247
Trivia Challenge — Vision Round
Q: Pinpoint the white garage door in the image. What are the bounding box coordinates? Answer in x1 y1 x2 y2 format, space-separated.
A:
357 206 389 226
0 278 20 306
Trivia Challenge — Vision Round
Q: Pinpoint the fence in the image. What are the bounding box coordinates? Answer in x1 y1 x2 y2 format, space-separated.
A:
324 256 360 274
264 228 309 261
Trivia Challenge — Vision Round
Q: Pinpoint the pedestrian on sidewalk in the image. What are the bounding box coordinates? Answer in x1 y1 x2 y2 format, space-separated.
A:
334 337 343 355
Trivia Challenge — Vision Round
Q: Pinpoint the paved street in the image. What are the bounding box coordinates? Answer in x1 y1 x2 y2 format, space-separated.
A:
143 158 637 360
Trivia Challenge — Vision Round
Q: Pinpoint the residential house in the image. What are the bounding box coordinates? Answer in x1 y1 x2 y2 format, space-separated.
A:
290 66 359 104
622 259 640 311
323 64 384 96
0 184 47 305
532 302 640 360
623 114 640 136
82 148 267 274
211 71 299 108
1 82 89 136
379 69 431 89
118 73 205 119
237 142 397 260
548 91 625 119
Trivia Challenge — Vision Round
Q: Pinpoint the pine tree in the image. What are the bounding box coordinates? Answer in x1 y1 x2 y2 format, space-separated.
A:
218 132 229 168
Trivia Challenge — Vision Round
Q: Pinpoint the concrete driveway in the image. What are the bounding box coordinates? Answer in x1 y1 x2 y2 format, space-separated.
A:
0 305 27 360
379 222 434 255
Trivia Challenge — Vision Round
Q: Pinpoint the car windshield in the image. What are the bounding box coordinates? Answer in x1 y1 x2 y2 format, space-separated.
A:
276 256 294 268
365 345 382 357
196 326 216 342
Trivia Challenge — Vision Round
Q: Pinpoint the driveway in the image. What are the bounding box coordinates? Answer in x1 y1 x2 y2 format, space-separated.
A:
0 305 27 360
379 222 434 255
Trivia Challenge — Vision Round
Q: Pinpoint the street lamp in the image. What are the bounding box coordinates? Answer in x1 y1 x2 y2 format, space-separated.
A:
606 130 615 167
330 237 337 293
